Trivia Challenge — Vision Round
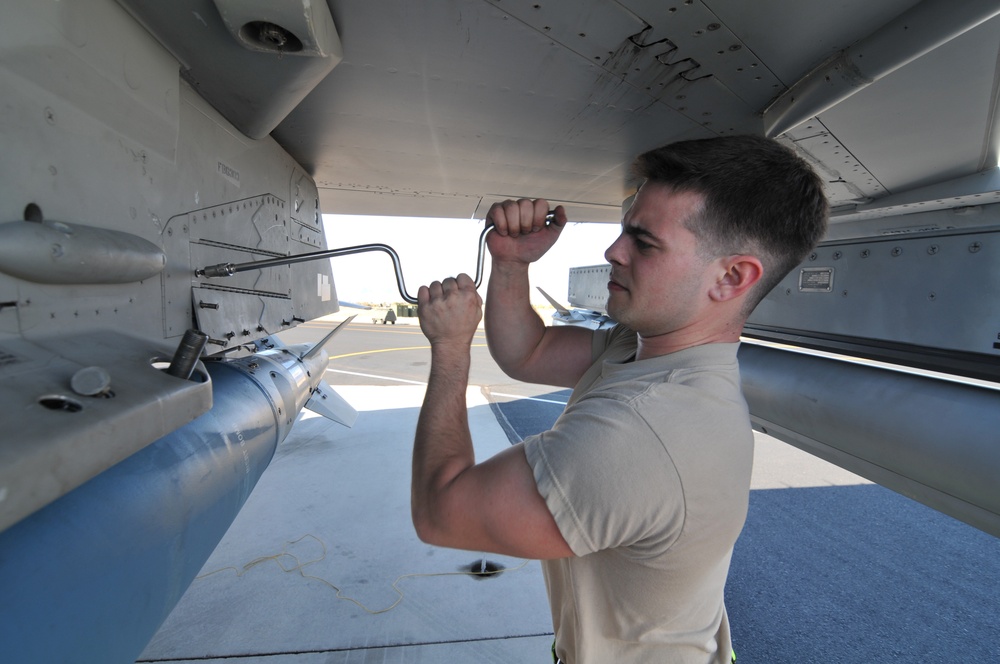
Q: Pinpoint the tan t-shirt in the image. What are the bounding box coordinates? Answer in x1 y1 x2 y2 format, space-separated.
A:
522 326 753 664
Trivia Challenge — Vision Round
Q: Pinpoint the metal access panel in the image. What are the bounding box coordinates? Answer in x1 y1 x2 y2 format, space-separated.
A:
156 94 339 349
162 189 336 347
747 221 1000 379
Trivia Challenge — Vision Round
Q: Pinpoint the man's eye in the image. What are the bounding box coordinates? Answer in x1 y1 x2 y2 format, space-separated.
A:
634 237 652 250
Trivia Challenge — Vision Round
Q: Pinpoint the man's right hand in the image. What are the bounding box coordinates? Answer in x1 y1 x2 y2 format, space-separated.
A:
486 198 567 265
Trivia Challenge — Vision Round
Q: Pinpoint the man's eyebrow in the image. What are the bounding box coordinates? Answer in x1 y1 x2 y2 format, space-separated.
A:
622 221 661 244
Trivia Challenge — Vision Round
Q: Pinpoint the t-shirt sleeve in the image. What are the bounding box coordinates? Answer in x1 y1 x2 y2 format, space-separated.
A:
590 324 629 363
523 394 686 557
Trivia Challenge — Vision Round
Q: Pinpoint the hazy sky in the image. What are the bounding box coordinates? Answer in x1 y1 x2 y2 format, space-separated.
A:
323 214 621 306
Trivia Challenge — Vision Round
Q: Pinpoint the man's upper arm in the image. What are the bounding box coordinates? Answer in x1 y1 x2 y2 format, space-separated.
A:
502 324 597 388
415 443 575 560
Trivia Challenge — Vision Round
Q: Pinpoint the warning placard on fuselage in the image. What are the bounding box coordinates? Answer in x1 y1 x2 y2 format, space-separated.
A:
799 267 834 292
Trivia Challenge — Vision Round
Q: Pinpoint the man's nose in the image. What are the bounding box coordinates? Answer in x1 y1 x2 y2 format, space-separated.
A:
605 233 626 265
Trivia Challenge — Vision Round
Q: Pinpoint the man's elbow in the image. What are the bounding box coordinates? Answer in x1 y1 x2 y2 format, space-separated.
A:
486 345 531 383
411 507 438 545
487 344 551 385
412 493 484 551
411 501 455 548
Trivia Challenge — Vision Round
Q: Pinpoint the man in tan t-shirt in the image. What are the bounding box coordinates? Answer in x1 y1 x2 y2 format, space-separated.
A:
411 135 828 663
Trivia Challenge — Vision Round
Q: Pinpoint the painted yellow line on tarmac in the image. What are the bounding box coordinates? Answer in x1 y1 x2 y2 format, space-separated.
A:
329 344 487 361
309 325 486 340
350 328 487 338
301 322 486 339
347 328 427 335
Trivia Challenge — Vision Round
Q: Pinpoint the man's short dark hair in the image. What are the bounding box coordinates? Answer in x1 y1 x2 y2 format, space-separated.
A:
633 134 828 313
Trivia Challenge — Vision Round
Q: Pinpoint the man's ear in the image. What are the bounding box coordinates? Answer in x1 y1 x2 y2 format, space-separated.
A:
708 255 763 302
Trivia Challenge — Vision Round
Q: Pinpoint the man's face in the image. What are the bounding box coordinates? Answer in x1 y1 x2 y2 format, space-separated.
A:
603 182 717 339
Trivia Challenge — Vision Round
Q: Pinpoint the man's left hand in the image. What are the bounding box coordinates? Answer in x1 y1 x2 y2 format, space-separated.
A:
417 273 483 347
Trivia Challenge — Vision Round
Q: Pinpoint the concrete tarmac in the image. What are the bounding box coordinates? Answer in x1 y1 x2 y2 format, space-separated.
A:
139 317 1000 663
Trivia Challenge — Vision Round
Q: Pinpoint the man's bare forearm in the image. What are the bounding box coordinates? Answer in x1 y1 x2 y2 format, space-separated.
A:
484 260 547 380
411 342 475 544
485 260 596 388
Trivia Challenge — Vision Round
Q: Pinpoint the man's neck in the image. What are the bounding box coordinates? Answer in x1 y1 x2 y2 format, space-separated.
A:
634 323 742 361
